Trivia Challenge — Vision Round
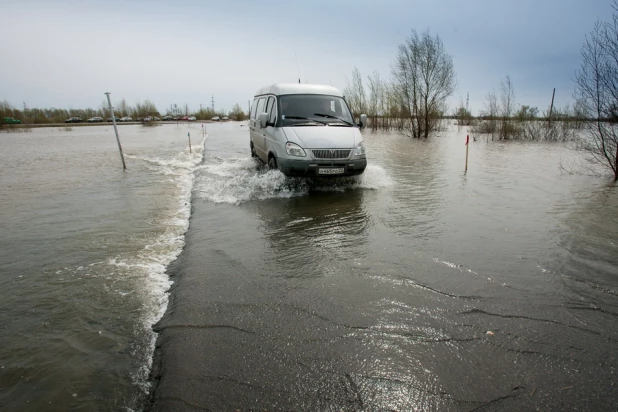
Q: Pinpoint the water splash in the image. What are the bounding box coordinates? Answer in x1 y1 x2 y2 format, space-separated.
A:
195 157 392 205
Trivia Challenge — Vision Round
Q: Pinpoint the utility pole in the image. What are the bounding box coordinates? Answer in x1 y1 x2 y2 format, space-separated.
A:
548 88 556 129
211 95 215 113
466 92 469 113
104 92 127 170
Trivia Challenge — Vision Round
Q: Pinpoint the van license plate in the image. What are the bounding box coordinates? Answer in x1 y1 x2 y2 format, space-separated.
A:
318 167 345 175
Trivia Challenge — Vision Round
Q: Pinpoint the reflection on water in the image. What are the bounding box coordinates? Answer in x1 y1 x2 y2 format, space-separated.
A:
257 190 370 276
555 183 618 301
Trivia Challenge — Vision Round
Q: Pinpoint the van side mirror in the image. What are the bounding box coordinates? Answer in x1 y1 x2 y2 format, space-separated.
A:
258 112 269 128
359 114 367 130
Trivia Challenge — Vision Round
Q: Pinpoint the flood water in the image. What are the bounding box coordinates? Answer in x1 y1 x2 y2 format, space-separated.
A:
0 122 616 411
0 123 205 411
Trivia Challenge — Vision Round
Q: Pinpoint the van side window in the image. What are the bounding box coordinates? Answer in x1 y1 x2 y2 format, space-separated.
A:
255 97 266 119
265 96 276 125
250 98 258 120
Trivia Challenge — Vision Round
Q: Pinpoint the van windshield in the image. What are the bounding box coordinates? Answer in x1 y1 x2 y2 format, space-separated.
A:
279 95 354 126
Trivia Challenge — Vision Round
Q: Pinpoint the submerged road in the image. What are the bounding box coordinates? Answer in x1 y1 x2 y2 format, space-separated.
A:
148 123 618 411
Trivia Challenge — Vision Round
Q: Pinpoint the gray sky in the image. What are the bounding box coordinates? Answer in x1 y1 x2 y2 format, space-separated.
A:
0 0 612 115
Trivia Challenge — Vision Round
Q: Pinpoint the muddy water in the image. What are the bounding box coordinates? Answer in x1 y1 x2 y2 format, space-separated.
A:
0 124 204 411
150 123 617 411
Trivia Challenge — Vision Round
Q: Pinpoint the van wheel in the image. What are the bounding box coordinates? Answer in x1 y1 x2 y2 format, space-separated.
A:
250 143 257 158
268 156 277 170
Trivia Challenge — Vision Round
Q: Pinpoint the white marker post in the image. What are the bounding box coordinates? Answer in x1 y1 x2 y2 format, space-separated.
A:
104 92 126 170
188 132 192 154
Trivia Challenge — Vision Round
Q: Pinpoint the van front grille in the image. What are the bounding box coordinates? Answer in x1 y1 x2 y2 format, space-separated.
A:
311 149 351 160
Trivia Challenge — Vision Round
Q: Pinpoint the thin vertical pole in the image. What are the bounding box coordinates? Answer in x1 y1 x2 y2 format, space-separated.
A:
548 88 556 129
465 135 469 173
104 92 126 170
188 132 192 154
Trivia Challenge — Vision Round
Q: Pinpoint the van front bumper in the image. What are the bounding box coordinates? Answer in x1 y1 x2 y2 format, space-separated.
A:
278 158 367 177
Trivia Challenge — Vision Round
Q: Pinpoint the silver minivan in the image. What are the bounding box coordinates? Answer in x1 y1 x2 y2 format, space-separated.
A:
249 83 367 177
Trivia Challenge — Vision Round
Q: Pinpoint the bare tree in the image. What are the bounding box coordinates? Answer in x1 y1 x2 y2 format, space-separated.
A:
392 30 456 138
99 99 110 117
574 2 618 181
474 77 516 140
381 79 392 130
367 70 382 130
131 99 160 119
485 90 498 137
344 67 367 119
499 75 516 139
454 97 473 129
229 103 247 121
116 99 129 117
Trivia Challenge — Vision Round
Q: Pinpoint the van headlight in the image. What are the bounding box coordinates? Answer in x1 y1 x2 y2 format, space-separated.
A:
353 142 365 157
286 142 306 157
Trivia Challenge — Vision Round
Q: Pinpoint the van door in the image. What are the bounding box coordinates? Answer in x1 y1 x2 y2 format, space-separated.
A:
250 97 266 161
249 97 259 157
263 96 276 157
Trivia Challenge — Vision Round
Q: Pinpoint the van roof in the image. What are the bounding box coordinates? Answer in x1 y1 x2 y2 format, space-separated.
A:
254 83 343 97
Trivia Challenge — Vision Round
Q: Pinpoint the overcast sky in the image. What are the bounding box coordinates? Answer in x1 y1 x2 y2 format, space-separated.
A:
0 0 613 115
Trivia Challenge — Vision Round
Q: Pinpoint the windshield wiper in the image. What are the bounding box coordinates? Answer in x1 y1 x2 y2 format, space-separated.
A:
313 113 353 126
284 116 326 125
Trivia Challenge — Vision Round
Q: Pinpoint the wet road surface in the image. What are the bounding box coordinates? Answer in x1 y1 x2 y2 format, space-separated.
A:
149 123 618 411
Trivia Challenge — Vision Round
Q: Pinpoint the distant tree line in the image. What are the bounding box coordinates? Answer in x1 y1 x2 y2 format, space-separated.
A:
1 99 248 124
343 30 584 141
472 1 618 180
344 37 582 141
193 103 247 121
467 75 584 142
343 16 617 180
0 99 161 124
